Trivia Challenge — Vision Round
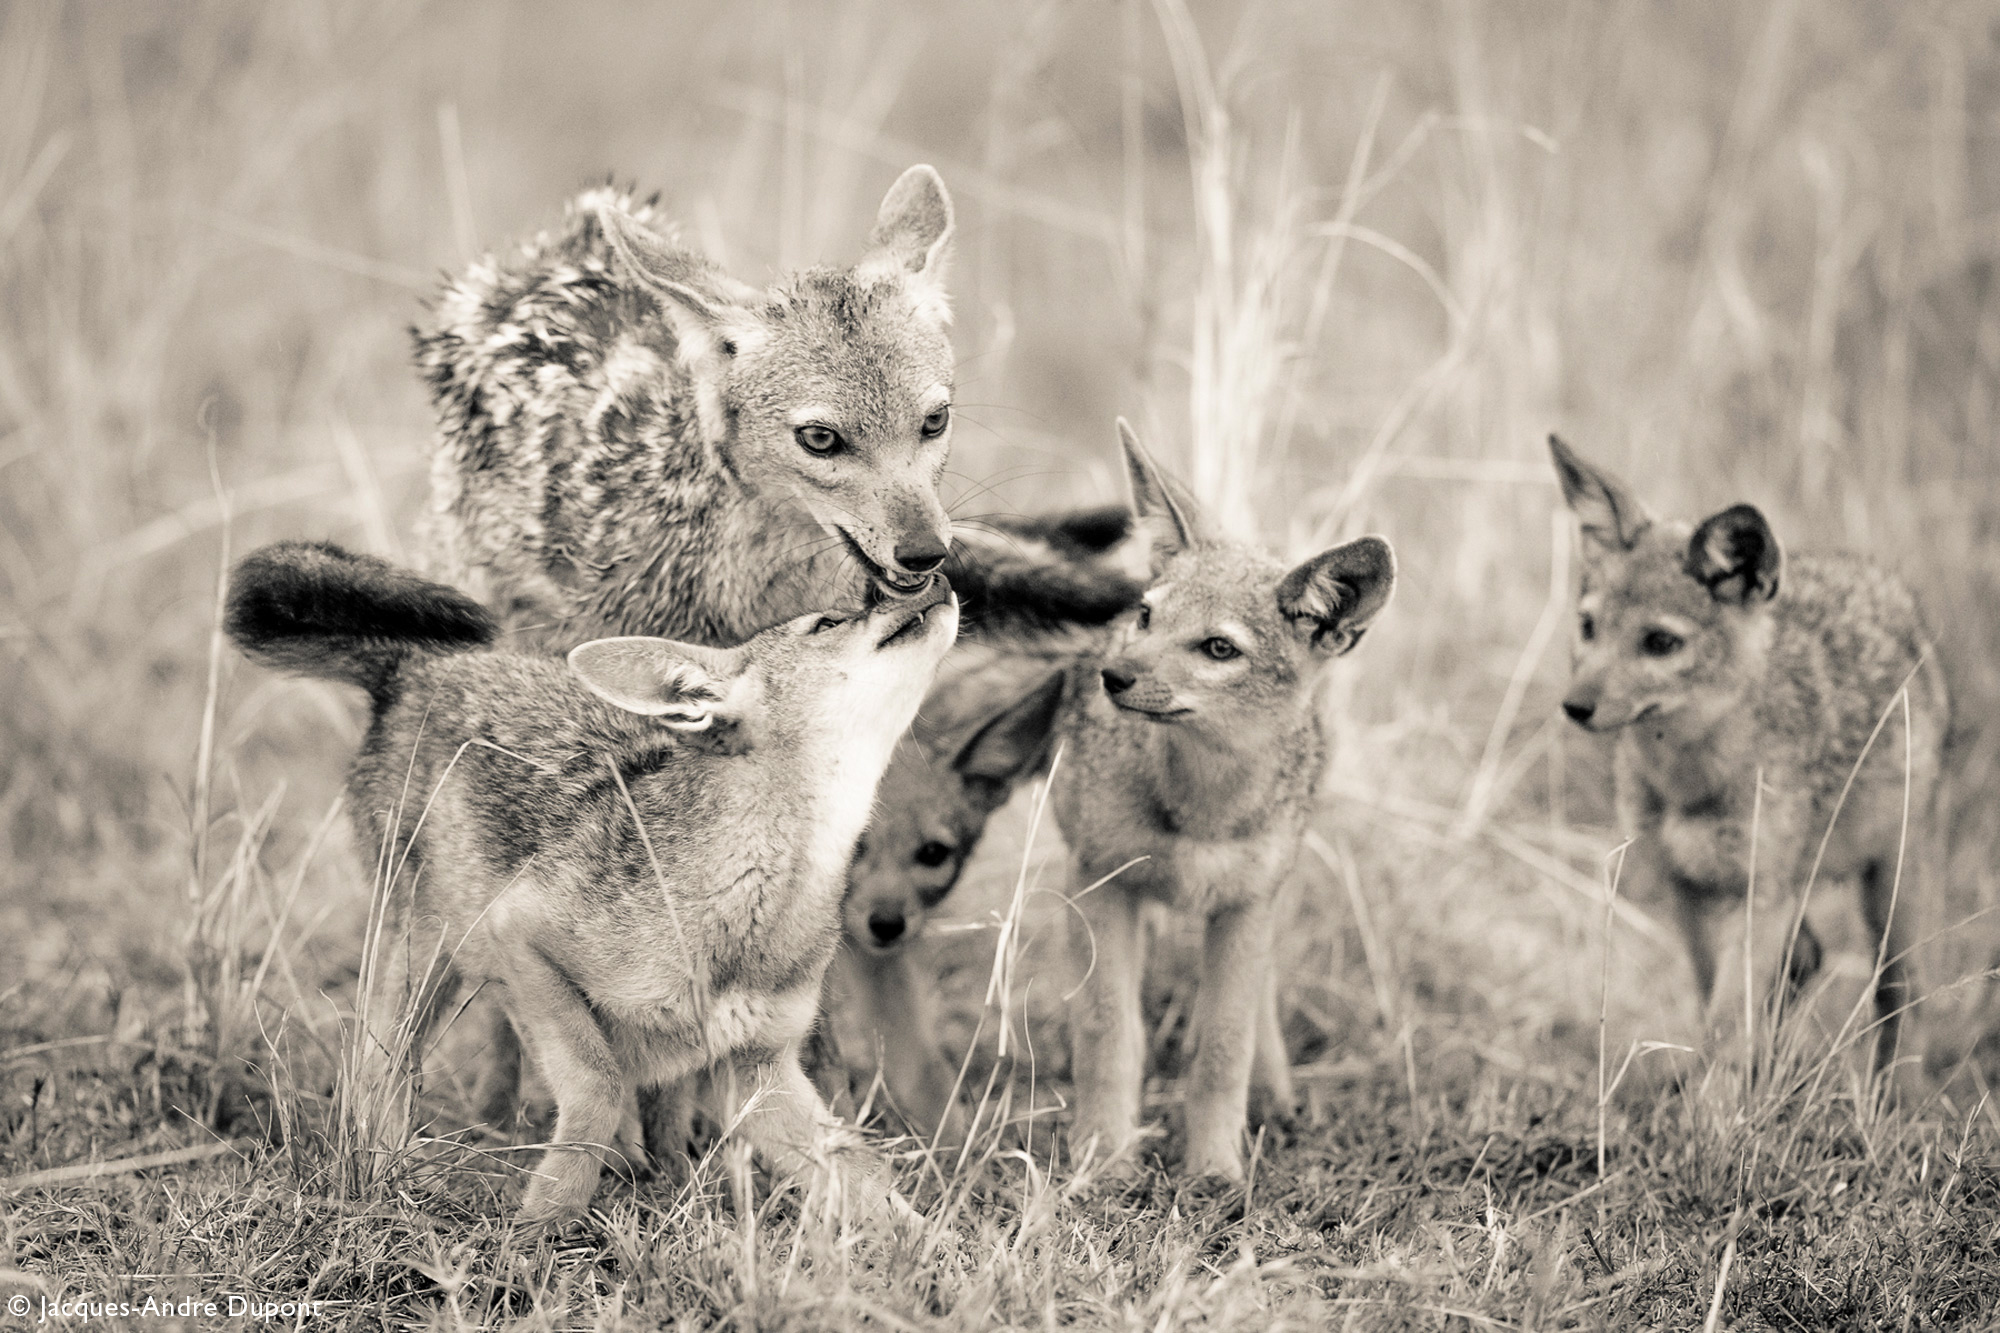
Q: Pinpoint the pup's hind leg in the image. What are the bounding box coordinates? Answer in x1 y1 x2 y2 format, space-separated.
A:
1248 968 1297 1128
499 957 628 1225
1182 898 1278 1180
472 1002 524 1134
1860 858 1919 1080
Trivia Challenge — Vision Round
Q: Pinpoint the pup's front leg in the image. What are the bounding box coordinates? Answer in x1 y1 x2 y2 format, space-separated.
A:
499 959 628 1226
1067 881 1147 1171
826 943 965 1143
1181 898 1277 1179
725 1046 914 1229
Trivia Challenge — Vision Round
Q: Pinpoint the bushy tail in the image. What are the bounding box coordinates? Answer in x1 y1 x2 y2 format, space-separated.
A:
944 504 1143 641
226 541 496 698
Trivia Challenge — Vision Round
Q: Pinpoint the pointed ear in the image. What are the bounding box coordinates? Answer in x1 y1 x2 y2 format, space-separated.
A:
1118 418 1204 571
1278 536 1396 656
596 199 766 444
1548 435 1652 551
864 164 954 293
953 671 1066 812
1685 504 1782 604
568 636 745 728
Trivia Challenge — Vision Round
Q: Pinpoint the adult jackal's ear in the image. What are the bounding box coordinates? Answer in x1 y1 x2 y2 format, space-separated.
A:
595 198 766 446
1686 504 1782 604
1548 435 1652 552
861 165 954 323
1278 536 1397 657
569 636 747 729
1117 419 1206 573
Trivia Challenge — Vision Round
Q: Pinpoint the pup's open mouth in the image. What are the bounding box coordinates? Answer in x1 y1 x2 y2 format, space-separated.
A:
840 527 936 600
873 579 954 649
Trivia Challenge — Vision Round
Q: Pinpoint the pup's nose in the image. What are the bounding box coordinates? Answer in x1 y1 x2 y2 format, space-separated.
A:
893 538 948 575
866 905 907 946
1562 699 1596 726
1101 666 1136 696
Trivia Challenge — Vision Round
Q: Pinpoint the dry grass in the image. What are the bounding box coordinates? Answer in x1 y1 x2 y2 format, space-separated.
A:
4 1 1999 1328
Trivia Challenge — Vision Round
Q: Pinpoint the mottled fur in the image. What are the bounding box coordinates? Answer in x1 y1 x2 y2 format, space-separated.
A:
1549 436 1949 1075
413 168 960 644
228 541 956 1224
411 170 1140 1154
1052 423 1396 1179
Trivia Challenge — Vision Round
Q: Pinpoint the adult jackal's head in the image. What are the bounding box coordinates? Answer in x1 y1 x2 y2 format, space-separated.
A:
1548 435 1783 734
598 166 957 599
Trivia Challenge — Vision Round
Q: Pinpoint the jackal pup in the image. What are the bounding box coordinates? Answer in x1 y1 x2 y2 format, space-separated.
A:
1054 422 1396 1179
1548 436 1948 1074
227 541 956 1224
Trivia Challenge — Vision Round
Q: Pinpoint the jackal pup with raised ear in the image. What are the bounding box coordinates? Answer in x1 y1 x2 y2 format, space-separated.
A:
1053 422 1396 1180
1547 436 1948 1075
227 541 956 1225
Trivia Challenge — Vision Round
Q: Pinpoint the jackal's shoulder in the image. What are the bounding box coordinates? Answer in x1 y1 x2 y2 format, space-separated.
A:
1760 551 1947 759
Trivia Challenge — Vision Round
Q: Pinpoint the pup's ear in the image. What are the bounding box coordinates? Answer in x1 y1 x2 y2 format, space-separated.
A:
569 636 745 729
1685 504 1782 604
1548 435 1652 552
862 164 954 323
1278 536 1396 656
595 200 765 445
953 670 1067 812
1117 418 1205 571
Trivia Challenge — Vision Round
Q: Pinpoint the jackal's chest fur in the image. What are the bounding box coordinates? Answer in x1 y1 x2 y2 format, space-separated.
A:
1059 702 1321 914
1619 726 1794 896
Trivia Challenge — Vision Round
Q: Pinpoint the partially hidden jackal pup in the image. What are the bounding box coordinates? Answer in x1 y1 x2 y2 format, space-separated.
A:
823 666 1069 1135
824 506 1140 1137
227 541 956 1225
1054 422 1396 1180
1548 436 1948 1075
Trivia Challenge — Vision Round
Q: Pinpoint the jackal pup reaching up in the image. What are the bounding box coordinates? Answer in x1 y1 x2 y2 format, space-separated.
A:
227 541 956 1225
1054 422 1396 1180
1548 436 1948 1075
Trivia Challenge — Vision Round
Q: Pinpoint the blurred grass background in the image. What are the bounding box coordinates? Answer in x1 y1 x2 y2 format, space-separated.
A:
4 0 1999 1217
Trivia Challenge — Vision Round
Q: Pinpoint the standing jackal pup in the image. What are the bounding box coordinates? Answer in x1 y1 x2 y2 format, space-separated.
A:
1548 436 1948 1075
1054 423 1396 1180
227 541 956 1225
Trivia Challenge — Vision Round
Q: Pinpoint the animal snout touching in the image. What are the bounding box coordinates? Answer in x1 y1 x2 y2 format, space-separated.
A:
1101 665 1136 696
893 537 948 576
1562 697 1596 727
866 904 908 946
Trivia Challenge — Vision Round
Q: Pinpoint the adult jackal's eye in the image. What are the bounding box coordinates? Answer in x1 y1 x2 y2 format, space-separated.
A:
914 840 953 868
1200 637 1240 661
920 405 951 439
1579 613 1596 642
1639 627 1684 657
810 614 844 634
1135 602 1151 630
795 424 846 456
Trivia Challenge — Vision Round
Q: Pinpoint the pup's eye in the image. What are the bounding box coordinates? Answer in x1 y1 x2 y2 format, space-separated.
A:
1640 628 1684 657
914 840 953 868
1200 637 1240 661
795 424 846 456
920 405 951 439
810 615 844 634
1135 603 1151 630
1579 613 1596 642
